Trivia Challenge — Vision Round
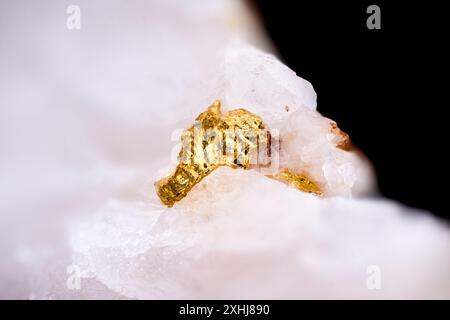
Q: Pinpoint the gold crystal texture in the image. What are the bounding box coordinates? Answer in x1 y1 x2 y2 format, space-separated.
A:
154 100 321 207
273 168 322 195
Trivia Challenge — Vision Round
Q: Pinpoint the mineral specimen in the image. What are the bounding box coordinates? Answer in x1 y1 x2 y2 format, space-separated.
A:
154 43 375 207
155 100 323 207
65 40 450 300
3 0 449 300
154 100 271 207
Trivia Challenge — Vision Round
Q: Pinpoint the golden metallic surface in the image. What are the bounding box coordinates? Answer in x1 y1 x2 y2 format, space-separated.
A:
155 100 270 207
154 100 322 207
273 168 322 195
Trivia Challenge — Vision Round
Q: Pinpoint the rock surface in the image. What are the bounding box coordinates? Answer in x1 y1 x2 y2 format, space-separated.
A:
72 167 450 299
0 0 448 299
69 42 449 299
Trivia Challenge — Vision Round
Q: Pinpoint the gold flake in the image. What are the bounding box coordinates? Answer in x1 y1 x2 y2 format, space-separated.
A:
273 168 322 195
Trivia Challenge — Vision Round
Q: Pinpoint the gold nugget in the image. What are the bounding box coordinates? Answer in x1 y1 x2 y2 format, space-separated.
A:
154 100 321 207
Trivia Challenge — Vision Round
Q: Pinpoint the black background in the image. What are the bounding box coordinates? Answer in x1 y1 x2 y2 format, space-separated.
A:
2 300 445 317
253 1 448 219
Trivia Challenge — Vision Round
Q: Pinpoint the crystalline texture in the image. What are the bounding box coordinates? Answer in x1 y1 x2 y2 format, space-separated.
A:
69 43 450 299
154 99 323 207
2 0 448 300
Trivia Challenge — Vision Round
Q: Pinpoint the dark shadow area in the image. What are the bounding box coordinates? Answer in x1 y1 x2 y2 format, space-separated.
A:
253 1 448 219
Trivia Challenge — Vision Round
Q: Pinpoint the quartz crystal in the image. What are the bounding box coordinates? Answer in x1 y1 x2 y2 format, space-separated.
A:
69 42 449 299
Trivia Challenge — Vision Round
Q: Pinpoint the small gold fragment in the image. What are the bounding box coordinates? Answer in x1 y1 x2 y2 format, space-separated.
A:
273 168 322 195
155 100 270 207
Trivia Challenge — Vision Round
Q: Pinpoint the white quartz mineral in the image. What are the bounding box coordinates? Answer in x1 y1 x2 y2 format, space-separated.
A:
68 43 449 299
0 0 449 299
206 42 375 197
